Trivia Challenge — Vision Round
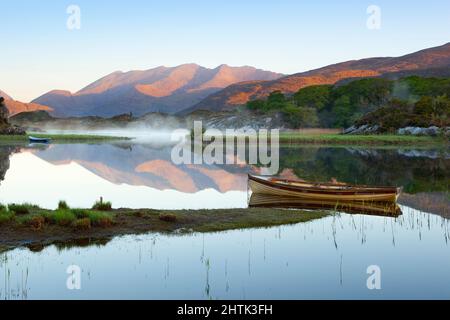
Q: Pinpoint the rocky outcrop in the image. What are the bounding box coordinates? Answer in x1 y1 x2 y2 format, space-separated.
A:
397 126 448 136
343 125 380 135
0 97 26 135
344 124 449 137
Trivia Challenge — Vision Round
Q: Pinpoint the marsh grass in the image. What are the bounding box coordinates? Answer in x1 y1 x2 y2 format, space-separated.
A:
50 210 77 226
89 212 114 227
17 214 46 230
0 208 15 224
92 200 112 211
7 203 39 215
73 218 91 230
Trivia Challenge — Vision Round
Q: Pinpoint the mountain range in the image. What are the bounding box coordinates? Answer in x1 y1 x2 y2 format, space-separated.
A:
30 64 282 117
189 42 450 113
1 42 450 118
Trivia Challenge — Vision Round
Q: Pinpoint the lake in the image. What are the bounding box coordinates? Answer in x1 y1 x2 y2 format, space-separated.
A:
0 140 449 299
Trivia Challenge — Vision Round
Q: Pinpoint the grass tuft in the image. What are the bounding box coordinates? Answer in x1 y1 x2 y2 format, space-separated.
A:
50 209 76 226
0 208 15 224
85 211 114 227
73 218 91 230
92 200 112 211
8 203 39 215
25 215 46 230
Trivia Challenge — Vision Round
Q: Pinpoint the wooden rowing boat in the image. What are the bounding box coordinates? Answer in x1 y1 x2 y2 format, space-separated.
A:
248 174 402 202
248 194 402 217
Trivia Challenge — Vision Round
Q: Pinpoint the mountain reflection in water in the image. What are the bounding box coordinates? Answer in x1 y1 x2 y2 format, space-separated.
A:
0 142 448 216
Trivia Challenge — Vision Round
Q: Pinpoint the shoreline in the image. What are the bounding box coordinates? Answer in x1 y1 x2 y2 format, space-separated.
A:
0 207 329 252
278 133 449 146
1 131 447 146
0 133 131 143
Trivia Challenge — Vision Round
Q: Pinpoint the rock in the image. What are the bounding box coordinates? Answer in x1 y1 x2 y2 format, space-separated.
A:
343 126 356 134
425 126 440 136
412 127 424 135
0 125 26 135
344 124 382 135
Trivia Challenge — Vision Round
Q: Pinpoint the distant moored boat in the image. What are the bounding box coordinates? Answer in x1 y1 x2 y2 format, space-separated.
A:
28 136 52 144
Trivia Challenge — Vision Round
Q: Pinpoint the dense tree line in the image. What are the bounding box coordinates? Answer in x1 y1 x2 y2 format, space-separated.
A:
246 76 450 129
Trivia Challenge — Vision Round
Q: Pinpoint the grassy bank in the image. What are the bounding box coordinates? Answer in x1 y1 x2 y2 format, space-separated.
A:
0 202 329 251
278 133 448 146
0 133 130 143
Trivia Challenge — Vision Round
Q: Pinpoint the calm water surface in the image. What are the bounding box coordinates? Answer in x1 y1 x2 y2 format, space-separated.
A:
0 141 449 299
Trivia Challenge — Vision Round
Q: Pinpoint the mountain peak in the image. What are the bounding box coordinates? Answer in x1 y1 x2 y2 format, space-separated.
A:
0 90 12 100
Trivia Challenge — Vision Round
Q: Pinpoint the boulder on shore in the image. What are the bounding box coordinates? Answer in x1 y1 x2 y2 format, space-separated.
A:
344 123 449 137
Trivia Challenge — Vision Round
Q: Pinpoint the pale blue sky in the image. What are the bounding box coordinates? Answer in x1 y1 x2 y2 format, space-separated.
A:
1 0 450 102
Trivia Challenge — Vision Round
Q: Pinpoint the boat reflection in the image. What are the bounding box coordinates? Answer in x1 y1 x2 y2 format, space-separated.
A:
248 194 402 217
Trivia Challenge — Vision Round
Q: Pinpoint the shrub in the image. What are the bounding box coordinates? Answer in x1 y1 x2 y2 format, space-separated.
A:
0 208 14 224
73 218 91 230
71 209 89 219
133 211 145 217
92 200 112 211
159 213 177 223
86 211 114 227
51 210 76 226
8 203 37 215
27 215 45 230
58 200 69 210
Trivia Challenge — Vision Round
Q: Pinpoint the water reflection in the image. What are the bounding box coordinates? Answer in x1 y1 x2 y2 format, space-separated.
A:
0 143 448 214
1 206 450 300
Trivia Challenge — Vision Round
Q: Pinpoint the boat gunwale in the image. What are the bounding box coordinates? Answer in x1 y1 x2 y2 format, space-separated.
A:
248 174 401 195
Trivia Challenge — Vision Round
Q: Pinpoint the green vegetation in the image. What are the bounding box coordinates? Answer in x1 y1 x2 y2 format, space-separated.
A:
8 203 38 215
58 200 69 210
246 76 450 130
247 91 319 128
279 133 445 145
357 95 449 130
276 146 449 194
0 207 14 224
50 209 77 226
0 133 129 143
0 200 330 250
92 199 112 211
0 200 117 230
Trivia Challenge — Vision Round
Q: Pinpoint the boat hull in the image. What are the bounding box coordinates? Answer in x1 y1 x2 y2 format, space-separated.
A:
28 136 51 144
248 175 400 203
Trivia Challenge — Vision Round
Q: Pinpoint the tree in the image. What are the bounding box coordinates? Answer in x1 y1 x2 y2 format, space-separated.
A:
246 99 266 111
283 103 319 128
0 97 9 124
266 91 287 110
332 95 354 127
293 85 332 111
